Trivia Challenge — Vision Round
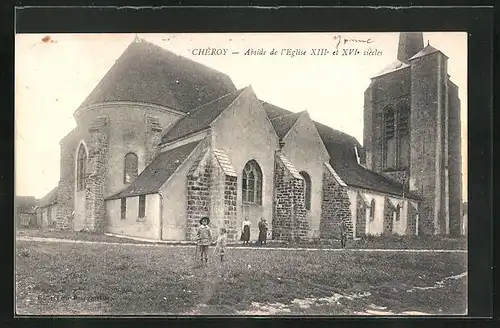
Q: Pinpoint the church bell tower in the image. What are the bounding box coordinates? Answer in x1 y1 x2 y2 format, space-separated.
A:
363 32 462 236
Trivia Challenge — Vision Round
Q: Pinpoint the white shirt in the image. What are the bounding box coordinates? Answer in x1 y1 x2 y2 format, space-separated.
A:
242 220 251 230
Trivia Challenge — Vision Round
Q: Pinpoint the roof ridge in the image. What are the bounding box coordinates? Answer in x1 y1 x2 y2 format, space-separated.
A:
133 39 234 84
187 86 248 114
269 111 301 120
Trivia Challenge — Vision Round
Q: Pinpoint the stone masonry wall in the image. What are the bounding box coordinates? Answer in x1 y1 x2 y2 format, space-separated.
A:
319 170 353 239
84 116 109 232
383 198 395 235
272 156 308 241
56 128 79 230
209 150 238 241
186 154 212 241
145 116 163 167
406 203 417 235
223 176 238 240
356 194 367 237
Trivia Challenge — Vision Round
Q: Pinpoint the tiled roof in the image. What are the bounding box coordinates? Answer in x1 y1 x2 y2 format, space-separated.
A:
277 152 302 179
261 101 293 119
160 87 247 144
16 196 38 213
262 101 419 199
107 140 201 200
77 39 237 113
324 162 347 187
373 59 410 78
38 187 58 207
269 112 303 139
409 43 442 61
213 149 237 177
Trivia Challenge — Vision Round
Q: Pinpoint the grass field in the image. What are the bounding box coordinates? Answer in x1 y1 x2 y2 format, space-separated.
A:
16 240 467 316
17 229 467 250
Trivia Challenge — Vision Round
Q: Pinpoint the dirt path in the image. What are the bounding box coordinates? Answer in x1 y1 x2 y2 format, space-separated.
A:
16 236 466 253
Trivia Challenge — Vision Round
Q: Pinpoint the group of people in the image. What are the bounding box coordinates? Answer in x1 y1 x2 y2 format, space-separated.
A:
240 217 268 245
195 216 269 266
196 216 348 265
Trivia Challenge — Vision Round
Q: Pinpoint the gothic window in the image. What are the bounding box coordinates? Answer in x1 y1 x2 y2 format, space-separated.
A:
76 144 87 191
369 199 375 221
138 195 146 218
242 160 262 205
383 106 396 169
124 153 138 184
398 103 410 168
121 198 127 220
299 171 312 211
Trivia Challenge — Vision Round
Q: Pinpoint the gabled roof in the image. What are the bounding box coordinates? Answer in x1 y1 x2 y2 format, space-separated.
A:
160 87 247 144
77 39 236 114
16 196 38 213
38 187 58 207
269 112 303 139
372 59 410 78
107 140 201 200
409 43 445 61
262 101 418 199
261 101 293 119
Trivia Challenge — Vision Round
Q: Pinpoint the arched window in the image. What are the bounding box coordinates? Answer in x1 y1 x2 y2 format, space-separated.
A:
383 106 396 169
124 153 138 184
299 171 312 211
242 160 262 205
397 103 410 168
369 199 376 221
76 143 87 191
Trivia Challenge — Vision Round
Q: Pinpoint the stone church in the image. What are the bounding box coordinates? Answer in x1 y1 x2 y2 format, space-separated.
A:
43 32 462 241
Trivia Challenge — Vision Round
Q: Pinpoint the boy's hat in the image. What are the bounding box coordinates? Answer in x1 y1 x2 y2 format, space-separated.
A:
199 216 210 225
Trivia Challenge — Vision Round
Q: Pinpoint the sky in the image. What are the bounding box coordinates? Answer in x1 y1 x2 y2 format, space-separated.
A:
15 32 467 199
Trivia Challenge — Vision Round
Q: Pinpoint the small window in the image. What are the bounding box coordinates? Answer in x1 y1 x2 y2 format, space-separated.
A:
369 199 375 221
124 153 138 184
138 195 146 218
121 198 127 220
395 204 401 221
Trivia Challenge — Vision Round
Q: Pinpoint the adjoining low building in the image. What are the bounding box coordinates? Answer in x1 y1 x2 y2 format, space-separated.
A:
15 196 38 228
36 187 58 229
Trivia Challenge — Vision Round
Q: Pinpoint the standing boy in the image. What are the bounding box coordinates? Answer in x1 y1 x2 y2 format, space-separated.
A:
197 216 212 265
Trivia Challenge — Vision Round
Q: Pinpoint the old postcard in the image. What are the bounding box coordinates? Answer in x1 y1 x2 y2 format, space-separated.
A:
15 32 467 316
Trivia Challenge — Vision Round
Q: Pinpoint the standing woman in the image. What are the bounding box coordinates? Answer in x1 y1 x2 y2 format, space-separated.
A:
258 218 268 246
240 217 251 245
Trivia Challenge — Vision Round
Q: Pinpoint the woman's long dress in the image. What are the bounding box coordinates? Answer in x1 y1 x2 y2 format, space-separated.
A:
241 224 250 242
258 222 268 243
